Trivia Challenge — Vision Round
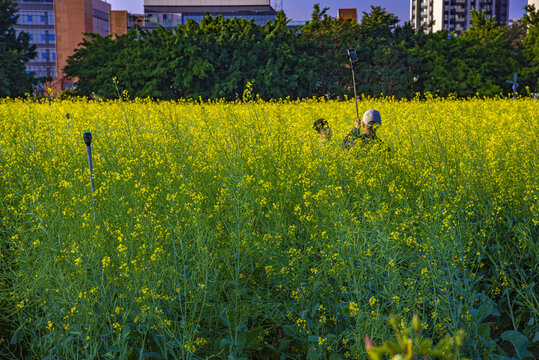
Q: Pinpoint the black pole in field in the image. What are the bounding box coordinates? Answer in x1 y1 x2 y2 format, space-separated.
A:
351 63 359 119
83 132 97 221
348 48 360 119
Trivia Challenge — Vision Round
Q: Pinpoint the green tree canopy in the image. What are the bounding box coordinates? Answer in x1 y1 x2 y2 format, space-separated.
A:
522 4 539 90
64 4 539 100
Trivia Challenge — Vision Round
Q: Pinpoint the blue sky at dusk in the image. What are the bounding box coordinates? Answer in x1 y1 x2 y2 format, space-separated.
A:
108 1 529 22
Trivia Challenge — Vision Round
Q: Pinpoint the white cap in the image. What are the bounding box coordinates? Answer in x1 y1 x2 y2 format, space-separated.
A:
362 109 382 127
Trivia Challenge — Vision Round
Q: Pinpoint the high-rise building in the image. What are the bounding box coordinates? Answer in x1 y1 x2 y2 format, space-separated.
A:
143 0 278 28
410 0 509 33
14 0 57 79
14 0 112 92
53 0 111 89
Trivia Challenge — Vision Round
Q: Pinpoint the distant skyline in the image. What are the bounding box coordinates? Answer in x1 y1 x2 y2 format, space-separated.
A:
107 1 530 22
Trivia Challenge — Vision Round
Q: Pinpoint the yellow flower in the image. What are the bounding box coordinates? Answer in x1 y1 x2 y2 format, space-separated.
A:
349 302 359 316
102 256 111 268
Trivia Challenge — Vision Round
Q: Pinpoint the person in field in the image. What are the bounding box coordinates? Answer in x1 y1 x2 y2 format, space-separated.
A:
313 118 333 141
341 109 389 151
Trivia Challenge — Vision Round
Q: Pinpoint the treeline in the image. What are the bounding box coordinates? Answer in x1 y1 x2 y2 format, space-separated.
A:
64 5 539 100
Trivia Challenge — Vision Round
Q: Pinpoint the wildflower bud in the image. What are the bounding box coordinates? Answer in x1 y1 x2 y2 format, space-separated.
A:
390 315 399 331
456 329 466 347
365 335 374 351
412 314 420 333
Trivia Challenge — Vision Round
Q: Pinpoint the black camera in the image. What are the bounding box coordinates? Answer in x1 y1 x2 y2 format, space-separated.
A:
348 48 358 63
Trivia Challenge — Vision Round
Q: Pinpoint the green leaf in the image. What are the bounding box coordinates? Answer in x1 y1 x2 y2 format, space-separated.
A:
282 325 297 336
477 323 492 345
329 353 344 360
9 328 23 345
220 338 232 349
308 335 319 343
104 345 122 353
278 338 291 351
245 326 264 349
490 354 513 360
501 330 534 359
141 352 164 359
306 349 321 360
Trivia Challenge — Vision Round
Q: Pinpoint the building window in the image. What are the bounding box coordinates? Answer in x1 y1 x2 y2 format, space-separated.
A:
49 34 55 41
41 34 46 41
41 53 47 60
41 15 46 23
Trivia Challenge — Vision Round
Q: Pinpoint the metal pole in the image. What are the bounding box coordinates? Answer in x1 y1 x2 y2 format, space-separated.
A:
506 73 518 99
83 132 97 221
351 63 359 119
513 73 518 99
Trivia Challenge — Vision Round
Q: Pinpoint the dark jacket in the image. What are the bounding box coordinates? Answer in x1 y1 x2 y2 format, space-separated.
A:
341 129 390 152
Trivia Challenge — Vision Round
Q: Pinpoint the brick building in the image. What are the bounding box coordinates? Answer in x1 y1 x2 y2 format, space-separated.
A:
14 0 111 93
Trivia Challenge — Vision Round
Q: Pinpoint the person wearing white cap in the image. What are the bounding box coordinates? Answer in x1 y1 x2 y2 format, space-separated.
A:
341 109 386 151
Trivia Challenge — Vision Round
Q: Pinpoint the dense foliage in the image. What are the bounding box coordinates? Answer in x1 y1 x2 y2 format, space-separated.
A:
0 0 36 97
1 97 537 359
63 5 539 100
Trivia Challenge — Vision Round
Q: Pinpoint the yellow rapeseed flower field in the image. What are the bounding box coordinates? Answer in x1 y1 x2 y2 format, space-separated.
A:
0 97 537 359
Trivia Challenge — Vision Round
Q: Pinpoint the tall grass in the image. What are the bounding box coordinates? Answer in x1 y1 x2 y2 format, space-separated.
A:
0 97 537 359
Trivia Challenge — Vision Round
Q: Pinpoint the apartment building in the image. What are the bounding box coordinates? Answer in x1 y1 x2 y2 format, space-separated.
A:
14 0 57 79
410 0 509 33
15 0 111 91
143 0 277 28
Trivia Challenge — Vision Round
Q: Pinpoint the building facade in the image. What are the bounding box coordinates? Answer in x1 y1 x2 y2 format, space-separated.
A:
14 0 57 79
143 0 277 27
92 0 111 36
15 0 111 91
53 0 111 90
410 0 509 33
338 8 358 24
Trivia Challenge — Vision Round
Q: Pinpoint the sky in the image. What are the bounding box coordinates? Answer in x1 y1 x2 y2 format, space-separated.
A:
107 1 530 22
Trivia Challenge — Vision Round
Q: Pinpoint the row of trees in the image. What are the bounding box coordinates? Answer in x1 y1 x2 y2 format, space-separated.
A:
64 5 539 100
